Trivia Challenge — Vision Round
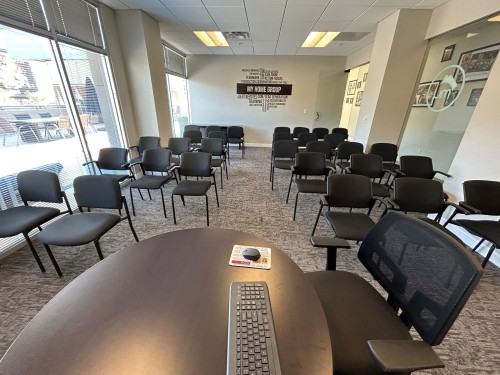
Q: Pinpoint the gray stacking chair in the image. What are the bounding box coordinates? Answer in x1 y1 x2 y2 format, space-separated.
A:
171 152 219 226
297 132 318 149
82 147 134 183
227 126 245 158
167 137 191 167
199 137 228 188
128 136 162 169
0 170 72 274
274 126 290 133
37 175 139 277
183 129 202 147
270 139 298 190
204 125 221 138
129 148 175 218
208 130 230 164
334 141 364 173
183 125 199 132
346 153 391 198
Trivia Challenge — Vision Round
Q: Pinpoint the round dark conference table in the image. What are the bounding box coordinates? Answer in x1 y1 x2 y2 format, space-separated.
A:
0 228 333 374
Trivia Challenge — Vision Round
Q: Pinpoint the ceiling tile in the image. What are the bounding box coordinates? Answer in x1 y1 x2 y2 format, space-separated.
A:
231 46 255 54
321 5 368 21
355 6 399 22
313 20 352 31
168 6 213 22
344 21 377 32
159 0 204 6
203 0 244 5
283 5 326 22
216 22 250 32
279 22 314 41
163 31 200 41
374 0 421 7
159 22 192 32
246 6 286 23
287 0 330 5
249 22 281 40
211 47 235 54
413 0 448 8
100 0 129 9
207 6 248 23
182 21 219 30
244 0 287 6
333 0 376 5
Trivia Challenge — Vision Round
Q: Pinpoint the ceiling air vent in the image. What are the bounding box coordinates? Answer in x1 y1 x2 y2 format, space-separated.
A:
223 31 251 40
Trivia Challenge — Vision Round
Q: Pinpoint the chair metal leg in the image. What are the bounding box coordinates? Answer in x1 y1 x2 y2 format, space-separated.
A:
225 159 229 180
160 188 167 218
293 192 299 220
123 199 139 242
472 238 485 252
205 195 209 226
171 194 177 224
22 232 45 273
286 174 294 203
42 243 62 277
271 166 275 190
130 187 136 216
482 244 496 268
220 166 223 189
94 240 104 260
147 189 152 200
326 247 337 271
311 203 324 236
213 175 220 207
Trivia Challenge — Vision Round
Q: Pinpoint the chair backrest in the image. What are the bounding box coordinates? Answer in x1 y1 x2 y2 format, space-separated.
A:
294 152 326 176
311 127 329 139
336 141 364 160
462 180 500 215
292 126 309 138
200 137 224 157
331 127 348 139
323 133 345 150
273 140 298 159
359 212 483 346
227 126 244 138
141 148 172 173
369 142 398 163
305 140 332 159
205 125 221 135
17 170 64 204
273 132 293 142
326 174 373 208
297 132 318 147
399 155 435 179
167 137 191 155
184 125 199 132
393 177 446 214
208 130 227 142
136 136 161 155
74 175 123 210
179 151 212 177
349 153 384 179
274 126 290 133
97 148 129 171
183 129 202 144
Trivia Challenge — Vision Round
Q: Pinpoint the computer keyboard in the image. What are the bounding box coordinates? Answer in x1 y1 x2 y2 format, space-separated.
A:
227 282 282 375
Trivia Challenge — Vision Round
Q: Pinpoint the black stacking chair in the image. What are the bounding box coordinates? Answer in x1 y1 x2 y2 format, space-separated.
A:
312 127 329 140
305 140 334 168
128 136 161 170
183 129 202 148
274 126 290 133
171 152 219 226
227 126 245 158
167 137 191 167
204 125 221 138
82 147 134 183
334 141 364 173
346 154 390 198
286 152 330 221
444 180 500 268
393 155 451 180
306 212 482 374
383 177 462 222
37 175 139 277
292 126 309 139
199 137 228 188
183 125 199 132
270 139 298 190
129 148 175 218
0 170 72 274
369 142 399 174
311 174 382 240
208 130 230 164
323 133 345 154
297 132 318 149
272 132 293 142
331 127 348 139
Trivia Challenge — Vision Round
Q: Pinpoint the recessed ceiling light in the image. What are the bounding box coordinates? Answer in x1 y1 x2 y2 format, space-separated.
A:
301 32 340 48
487 15 500 22
194 31 229 47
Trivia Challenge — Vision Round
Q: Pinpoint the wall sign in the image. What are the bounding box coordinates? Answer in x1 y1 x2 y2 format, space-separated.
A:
236 68 292 112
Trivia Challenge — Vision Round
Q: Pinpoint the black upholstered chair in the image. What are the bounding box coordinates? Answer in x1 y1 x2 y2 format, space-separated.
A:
208 130 230 164
444 180 500 268
346 153 390 198
167 137 191 167
0 170 72 274
323 133 345 154
331 127 348 139
128 136 161 169
394 155 451 180
334 141 364 173
183 125 199 132
272 132 293 142
292 126 309 139
37 175 139 276
171 152 219 226
286 152 330 220
297 132 318 149
312 127 329 140
129 148 175 218
82 147 134 183
227 126 245 158
369 142 399 175
183 129 202 147
307 212 483 374
199 137 228 188
270 139 298 190
273 126 290 133
305 140 334 168
204 125 221 137
311 174 381 241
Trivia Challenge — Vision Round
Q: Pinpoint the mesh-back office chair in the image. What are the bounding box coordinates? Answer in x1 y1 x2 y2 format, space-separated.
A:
270 140 298 190
444 180 500 267
274 126 290 133
171 152 219 226
306 212 483 374
38 175 139 277
227 126 245 158
292 126 309 139
199 137 228 188
129 148 175 218
347 154 390 198
286 152 330 221
312 127 329 140
83 147 134 183
128 136 161 168
0 170 72 274
334 141 364 173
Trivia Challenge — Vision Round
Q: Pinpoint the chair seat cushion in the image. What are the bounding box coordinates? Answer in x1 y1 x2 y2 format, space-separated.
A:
38 212 120 246
295 179 327 194
372 182 390 198
273 159 294 170
130 175 172 190
454 219 500 247
306 271 412 375
324 212 375 241
0 206 60 237
102 173 131 182
172 180 211 196
227 138 243 143
211 159 224 168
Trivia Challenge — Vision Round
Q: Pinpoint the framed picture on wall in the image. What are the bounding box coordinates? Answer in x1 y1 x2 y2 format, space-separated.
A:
454 43 500 82
355 91 363 106
441 44 455 62
413 81 441 107
357 81 362 89
467 88 483 106
347 80 357 95
444 89 459 106
363 73 368 82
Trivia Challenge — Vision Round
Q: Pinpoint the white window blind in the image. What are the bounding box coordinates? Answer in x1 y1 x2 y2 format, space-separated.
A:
0 0 49 31
164 45 186 77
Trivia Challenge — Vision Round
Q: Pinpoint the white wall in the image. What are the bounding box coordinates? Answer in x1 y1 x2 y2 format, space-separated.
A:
187 55 346 145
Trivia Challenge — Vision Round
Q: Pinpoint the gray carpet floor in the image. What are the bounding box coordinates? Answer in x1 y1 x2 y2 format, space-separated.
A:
1 147 499 374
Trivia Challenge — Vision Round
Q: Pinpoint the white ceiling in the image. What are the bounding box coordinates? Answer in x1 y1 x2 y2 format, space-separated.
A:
99 0 449 56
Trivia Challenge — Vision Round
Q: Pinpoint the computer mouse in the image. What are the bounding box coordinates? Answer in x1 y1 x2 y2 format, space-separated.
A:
242 247 261 261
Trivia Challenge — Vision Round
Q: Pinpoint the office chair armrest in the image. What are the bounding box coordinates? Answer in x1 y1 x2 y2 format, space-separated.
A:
82 160 98 167
375 197 390 208
384 197 400 210
310 236 350 249
434 170 452 178
344 167 352 174
128 160 142 168
128 145 139 152
120 162 131 168
290 165 297 173
319 194 329 205
393 169 405 177
458 201 482 214
368 340 444 373
445 201 469 215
